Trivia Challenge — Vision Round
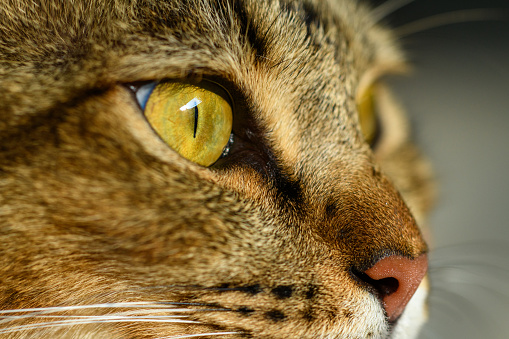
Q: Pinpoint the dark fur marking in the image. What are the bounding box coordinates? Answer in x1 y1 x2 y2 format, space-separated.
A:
208 324 225 331
336 225 354 241
305 284 318 299
241 284 262 295
239 331 254 339
325 200 338 220
237 306 255 316
280 0 323 36
243 134 305 213
264 151 304 214
212 283 261 295
266 309 286 322
218 283 231 289
301 1 324 42
302 307 315 321
342 310 353 319
233 1 267 61
325 305 339 321
273 170 303 208
271 285 293 299
327 309 337 320
301 2 321 27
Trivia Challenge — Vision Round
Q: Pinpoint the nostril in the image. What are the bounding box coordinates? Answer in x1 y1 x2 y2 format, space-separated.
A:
353 272 400 297
354 254 428 322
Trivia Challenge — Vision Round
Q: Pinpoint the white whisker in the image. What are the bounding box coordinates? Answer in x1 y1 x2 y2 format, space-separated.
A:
371 0 415 23
0 302 229 319
395 9 507 37
0 302 182 315
0 302 235 335
0 317 199 334
107 309 190 317
0 315 189 320
157 332 238 339
0 308 192 326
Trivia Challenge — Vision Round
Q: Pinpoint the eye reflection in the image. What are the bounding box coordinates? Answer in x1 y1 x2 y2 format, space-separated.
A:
180 98 202 138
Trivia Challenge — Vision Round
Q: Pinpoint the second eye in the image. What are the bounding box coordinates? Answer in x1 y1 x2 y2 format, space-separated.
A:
356 84 379 147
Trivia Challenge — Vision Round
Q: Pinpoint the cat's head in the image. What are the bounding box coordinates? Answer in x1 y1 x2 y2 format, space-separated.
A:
0 0 434 338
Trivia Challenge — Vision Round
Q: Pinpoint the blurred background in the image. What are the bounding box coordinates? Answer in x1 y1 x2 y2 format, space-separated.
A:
370 0 509 337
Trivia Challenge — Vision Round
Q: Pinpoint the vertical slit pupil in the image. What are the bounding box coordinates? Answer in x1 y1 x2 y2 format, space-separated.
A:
193 106 198 138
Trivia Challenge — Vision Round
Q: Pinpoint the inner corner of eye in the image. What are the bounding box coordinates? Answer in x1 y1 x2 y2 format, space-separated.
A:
135 82 157 110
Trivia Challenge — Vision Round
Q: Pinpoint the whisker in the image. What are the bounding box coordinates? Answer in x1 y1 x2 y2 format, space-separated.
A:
394 9 509 37
0 317 199 335
0 315 190 321
0 301 232 332
429 286 486 321
0 299 236 335
430 265 509 301
0 307 228 319
157 332 238 339
1 314 189 320
371 0 415 24
425 241 509 338
423 286 490 338
0 302 183 314
0 302 230 315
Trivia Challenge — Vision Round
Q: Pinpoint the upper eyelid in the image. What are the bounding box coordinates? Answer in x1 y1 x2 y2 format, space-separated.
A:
129 78 237 116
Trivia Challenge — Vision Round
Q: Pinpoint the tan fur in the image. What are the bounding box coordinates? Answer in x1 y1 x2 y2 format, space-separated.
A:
0 0 434 338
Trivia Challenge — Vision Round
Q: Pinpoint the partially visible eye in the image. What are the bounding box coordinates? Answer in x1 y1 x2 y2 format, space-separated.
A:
356 84 379 146
133 80 234 167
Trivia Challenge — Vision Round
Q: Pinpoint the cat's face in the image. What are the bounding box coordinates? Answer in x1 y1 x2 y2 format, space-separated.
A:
0 0 434 338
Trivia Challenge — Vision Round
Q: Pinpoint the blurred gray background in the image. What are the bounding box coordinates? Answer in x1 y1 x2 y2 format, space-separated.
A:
372 0 509 337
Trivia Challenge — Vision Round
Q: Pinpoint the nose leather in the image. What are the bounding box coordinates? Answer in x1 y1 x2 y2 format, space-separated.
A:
364 254 428 321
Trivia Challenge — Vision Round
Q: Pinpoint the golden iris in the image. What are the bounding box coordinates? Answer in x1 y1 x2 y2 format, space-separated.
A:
357 85 378 145
144 81 233 167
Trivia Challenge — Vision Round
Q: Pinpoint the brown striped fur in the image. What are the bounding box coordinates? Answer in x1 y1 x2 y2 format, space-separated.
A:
0 0 434 338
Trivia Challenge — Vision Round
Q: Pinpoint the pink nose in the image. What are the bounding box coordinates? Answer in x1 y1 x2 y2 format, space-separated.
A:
364 254 428 321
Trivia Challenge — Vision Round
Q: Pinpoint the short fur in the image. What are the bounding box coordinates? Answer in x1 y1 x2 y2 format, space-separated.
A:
0 0 434 338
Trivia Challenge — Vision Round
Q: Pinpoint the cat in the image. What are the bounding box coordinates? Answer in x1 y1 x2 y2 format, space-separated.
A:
0 0 435 338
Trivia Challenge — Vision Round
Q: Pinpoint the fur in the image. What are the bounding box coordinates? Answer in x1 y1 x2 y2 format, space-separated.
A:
0 0 434 338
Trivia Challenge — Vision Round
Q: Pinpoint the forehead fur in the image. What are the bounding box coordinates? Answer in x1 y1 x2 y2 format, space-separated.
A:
0 0 403 121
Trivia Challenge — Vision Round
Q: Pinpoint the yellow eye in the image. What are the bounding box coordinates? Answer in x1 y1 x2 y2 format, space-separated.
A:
143 81 233 167
357 84 378 145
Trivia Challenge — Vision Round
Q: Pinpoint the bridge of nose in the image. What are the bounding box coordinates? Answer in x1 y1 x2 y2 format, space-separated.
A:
308 164 428 269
